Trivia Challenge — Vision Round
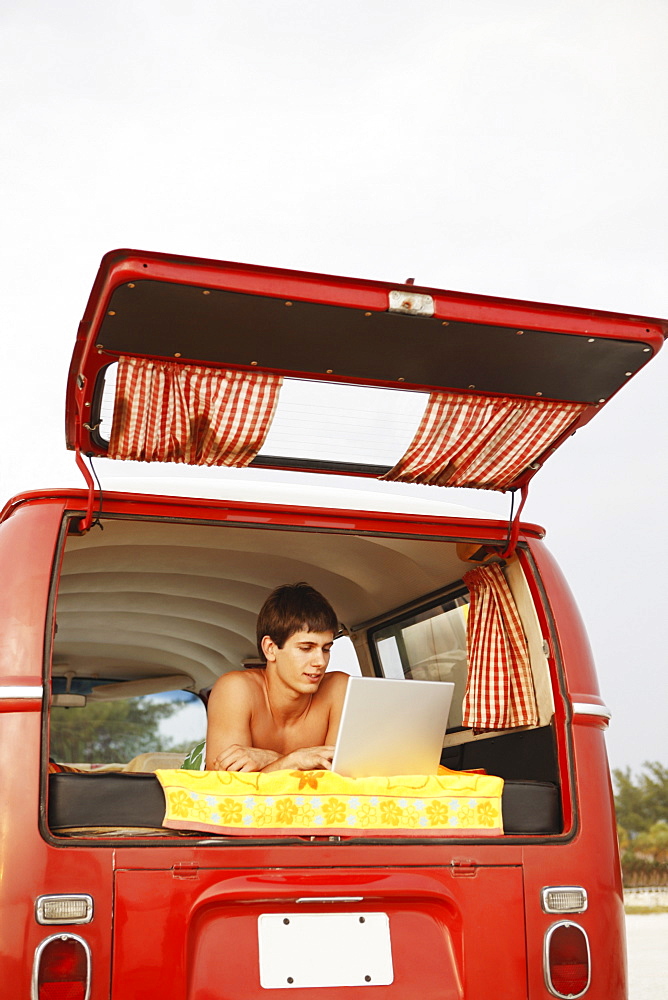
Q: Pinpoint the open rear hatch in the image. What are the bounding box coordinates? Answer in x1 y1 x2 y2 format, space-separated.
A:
66 248 665 495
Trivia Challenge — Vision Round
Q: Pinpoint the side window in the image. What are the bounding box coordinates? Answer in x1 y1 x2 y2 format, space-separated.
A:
327 635 362 676
371 597 469 729
49 688 206 768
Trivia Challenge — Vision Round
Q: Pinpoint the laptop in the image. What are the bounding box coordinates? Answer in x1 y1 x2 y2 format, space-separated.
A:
331 676 455 778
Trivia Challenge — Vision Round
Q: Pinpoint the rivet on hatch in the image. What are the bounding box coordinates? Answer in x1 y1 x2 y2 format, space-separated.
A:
536 391 543 396
625 372 632 376
516 330 524 336
95 343 104 350
643 347 651 352
588 338 595 343
285 301 293 307
108 310 116 316
364 312 372 317
251 361 258 366
326 369 333 374
128 283 135 288
397 377 405 381
468 384 476 390
442 320 449 326
174 353 182 358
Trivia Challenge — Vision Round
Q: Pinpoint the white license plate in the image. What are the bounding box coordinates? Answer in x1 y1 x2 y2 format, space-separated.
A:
258 912 394 989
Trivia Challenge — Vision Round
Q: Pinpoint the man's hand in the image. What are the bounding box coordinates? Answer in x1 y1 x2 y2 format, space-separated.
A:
212 744 281 772
262 746 335 772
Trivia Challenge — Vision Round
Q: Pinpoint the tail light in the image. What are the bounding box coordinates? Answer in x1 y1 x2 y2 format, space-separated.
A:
544 921 590 998
36 895 93 925
32 933 91 1000
541 886 587 914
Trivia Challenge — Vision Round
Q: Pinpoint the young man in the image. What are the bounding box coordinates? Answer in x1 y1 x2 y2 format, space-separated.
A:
205 583 349 772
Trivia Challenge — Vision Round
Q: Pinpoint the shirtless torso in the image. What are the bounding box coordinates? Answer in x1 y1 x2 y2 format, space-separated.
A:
205 629 349 772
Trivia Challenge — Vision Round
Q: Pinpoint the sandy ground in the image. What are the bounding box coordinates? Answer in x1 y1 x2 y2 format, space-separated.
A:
626 913 668 999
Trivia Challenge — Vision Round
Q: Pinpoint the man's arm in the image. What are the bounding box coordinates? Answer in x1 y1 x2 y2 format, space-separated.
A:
205 672 279 771
260 746 335 772
259 672 349 773
324 671 350 744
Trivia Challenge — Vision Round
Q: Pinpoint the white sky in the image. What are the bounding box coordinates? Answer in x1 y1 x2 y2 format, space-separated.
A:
2 1 666 774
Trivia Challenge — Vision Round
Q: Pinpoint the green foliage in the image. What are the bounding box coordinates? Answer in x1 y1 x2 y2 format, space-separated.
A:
620 852 668 887
50 697 185 764
613 761 668 835
614 762 668 886
633 822 668 863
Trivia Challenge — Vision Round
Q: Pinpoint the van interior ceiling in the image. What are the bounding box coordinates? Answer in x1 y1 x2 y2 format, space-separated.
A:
48 513 561 837
52 516 474 686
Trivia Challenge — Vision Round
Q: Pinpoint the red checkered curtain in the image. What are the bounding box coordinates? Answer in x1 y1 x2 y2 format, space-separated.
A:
383 392 586 490
462 563 538 730
108 357 283 466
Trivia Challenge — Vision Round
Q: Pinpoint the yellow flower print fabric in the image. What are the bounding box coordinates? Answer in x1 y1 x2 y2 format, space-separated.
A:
156 766 504 837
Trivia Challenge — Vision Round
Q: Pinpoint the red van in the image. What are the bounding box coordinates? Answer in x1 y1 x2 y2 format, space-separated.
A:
1 249 664 999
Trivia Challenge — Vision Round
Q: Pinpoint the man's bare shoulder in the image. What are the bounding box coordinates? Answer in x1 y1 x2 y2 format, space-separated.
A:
209 668 265 703
317 671 350 701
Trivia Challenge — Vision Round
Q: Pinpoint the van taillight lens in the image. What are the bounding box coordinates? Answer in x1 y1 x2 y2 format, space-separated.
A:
36 894 94 925
33 934 90 1000
541 886 587 914
544 921 590 998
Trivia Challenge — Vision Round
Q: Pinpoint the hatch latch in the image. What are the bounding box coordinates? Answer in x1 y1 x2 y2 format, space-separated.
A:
388 290 434 317
172 862 199 880
450 859 478 878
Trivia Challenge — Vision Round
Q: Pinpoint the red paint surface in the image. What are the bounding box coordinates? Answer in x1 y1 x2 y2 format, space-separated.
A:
0 490 626 998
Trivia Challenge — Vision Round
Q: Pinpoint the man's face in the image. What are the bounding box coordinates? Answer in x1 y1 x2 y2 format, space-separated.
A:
262 629 335 694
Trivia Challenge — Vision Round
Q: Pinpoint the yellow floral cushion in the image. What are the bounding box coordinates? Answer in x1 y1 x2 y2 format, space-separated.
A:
155 766 504 837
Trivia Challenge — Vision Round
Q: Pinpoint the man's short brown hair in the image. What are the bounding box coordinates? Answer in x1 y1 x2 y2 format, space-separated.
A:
256 582 338 657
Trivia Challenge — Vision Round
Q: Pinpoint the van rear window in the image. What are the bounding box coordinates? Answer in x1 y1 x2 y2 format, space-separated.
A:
97 363 430 472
